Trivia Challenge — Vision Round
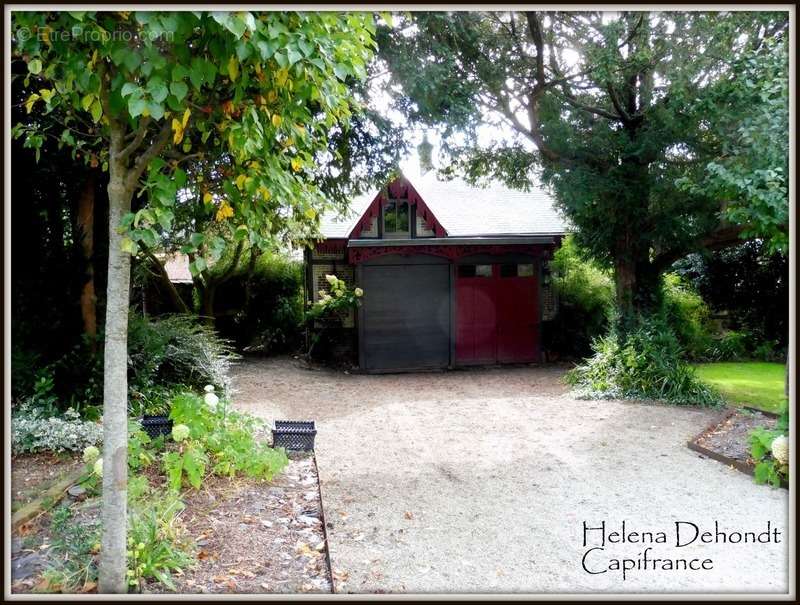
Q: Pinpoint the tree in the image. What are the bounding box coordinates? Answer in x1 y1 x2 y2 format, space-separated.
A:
376 11 789 323
12 10 376 592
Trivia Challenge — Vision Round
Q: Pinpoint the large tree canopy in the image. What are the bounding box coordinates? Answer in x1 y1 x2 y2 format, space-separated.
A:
377 11 789 318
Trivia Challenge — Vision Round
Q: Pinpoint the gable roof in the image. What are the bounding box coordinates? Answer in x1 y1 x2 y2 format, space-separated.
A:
318 171 568 239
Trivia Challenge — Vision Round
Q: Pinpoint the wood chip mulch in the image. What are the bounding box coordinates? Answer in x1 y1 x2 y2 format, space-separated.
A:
149 454 332 594
11 454 332 595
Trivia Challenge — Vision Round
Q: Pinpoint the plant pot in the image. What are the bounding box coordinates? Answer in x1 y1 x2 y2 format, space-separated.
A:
139 415 173 440
272 420 316 452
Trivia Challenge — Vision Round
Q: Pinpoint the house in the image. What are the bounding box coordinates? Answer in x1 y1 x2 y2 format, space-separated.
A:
305 172 568 372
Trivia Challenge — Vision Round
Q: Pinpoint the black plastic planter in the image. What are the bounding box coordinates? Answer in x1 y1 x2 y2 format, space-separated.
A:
272 420 316 452
140 415 173 440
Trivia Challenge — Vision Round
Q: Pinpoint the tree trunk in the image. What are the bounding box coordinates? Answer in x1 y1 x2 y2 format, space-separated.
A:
77 172 97 351
614 251 662 333
99 145 131 594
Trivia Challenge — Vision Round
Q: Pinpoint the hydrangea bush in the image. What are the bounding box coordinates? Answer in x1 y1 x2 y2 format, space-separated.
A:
749 404 789 488
12 406 102 454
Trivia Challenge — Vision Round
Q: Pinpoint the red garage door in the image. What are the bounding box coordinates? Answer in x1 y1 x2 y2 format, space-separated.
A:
455 262 540 365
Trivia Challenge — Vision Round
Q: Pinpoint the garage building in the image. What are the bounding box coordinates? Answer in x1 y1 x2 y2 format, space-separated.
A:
305 172 567 372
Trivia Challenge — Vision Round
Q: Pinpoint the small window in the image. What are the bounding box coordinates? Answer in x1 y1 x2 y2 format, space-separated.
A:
383 201 409 236
458 264 492 278
500 263 535 278
519 263 534 277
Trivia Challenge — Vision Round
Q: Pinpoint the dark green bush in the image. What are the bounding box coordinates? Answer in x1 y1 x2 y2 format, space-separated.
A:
544 237 614 358
213 253 304 354
566 315 723 406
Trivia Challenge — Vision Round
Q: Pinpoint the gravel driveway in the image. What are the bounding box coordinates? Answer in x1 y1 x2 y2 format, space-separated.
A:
231 357 789 595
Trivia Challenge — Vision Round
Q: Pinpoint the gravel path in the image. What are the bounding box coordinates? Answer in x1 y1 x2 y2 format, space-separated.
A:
231 357 789 595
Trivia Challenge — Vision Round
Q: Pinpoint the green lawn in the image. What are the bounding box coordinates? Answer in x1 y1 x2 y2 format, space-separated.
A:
693 362 786 413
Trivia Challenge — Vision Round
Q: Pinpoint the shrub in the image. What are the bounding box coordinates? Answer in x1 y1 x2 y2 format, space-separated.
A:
566 316 723 406
164 389 288 491
11 405 102 455
661 273 715 359
749 404 789 488
127 314 237 416
544 237 614 358
214 252 305 354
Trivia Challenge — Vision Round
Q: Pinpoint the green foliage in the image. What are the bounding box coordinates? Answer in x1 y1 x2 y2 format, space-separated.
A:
11 406 102 455
39 506 100 593
544 236 613 357
378 12 788 315
676 36 789 253
566 316 723 407
660 273 715 359
127 314 237 416
165 391 288 491
12 10 378 264
673 241 788 354
749 426 788 488
127 423 158 471
213 252 305 354
127 483 194 591
306 273 363 322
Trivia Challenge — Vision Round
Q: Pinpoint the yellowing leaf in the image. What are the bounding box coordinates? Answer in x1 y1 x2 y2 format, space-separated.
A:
228 56 239 82
304 208 317 220
120 237 137 254
271 114 282 128
203 192 213 204
24 93 40 114
267 90 278 103
258 186 271 201
235 174 247 190
81 94 94 111
172 118 184 145
275 68 289 87
291 158 302 172
38 88 54 103
182 108 191 128
215 201 234 222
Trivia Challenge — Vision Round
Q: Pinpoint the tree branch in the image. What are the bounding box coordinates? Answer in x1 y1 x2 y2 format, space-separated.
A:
118 117 151 163
125 122 171 191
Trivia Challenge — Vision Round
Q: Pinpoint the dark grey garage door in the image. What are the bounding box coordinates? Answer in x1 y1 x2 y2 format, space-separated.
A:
360 260 451 371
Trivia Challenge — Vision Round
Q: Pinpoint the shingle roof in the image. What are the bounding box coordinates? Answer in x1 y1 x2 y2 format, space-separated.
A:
319 171 569 239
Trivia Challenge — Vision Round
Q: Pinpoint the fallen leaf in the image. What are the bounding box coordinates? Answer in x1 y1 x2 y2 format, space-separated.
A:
404 511 414 520
80 580 97 593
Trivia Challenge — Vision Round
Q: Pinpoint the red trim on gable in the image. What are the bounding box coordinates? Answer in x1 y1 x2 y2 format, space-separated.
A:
347 176 447 239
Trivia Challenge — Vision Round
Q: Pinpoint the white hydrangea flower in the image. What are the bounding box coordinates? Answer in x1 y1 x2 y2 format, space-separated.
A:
771 435 789 465
204 385 215 393
354 288 363 297
171 423 191 442
325 274 337 286
93 458 103 477
83 445 100 463
334 289 344 298
204 392 219 410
